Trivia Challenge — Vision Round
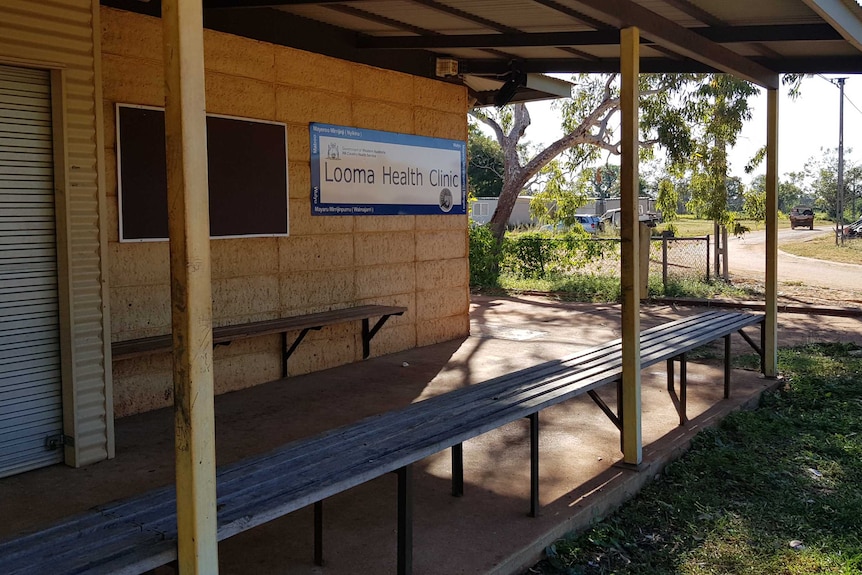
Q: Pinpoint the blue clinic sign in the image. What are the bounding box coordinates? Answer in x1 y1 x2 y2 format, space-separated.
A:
311 123 467 216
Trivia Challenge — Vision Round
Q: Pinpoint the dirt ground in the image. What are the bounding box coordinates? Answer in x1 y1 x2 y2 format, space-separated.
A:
726 227 862 306
730 279 862 308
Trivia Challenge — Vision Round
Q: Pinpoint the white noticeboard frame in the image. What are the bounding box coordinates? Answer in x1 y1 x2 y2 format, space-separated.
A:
310 123 467 216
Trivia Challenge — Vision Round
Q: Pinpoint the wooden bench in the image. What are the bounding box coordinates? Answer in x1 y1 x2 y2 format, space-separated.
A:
111 304 407 376
0 310 764 575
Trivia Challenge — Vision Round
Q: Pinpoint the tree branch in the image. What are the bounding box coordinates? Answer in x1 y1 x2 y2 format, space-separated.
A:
469 110 505 145
515 94 621 190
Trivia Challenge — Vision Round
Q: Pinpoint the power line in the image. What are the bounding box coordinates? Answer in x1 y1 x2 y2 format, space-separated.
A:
817 74 862 117
844 93 862 117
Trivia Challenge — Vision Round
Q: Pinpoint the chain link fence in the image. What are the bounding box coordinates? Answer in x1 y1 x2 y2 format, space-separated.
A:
650 236 710 286
498 235 710 287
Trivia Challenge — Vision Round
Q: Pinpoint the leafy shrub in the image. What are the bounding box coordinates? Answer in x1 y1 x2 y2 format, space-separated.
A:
468 224 502 287
501 231 614 279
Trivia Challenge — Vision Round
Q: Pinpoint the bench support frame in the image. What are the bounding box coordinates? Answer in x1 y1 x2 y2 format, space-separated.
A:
8 312 768 575
278 312 404 377
397 465 413 575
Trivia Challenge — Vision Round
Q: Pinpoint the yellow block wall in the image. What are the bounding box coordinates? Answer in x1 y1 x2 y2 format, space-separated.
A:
101 7 470 416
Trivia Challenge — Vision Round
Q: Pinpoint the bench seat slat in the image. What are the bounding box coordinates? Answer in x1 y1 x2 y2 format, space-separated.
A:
215 313 764 532
0 310 762 575
3 522 169 575
212 312 757 482
111 305 407 360
172 313 764 508
80 312 765 529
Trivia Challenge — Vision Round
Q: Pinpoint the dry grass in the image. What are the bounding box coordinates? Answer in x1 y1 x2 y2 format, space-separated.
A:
780 234 862 265
654 216 789 238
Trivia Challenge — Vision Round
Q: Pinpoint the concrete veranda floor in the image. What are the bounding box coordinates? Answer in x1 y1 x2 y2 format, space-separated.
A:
2 295 861 575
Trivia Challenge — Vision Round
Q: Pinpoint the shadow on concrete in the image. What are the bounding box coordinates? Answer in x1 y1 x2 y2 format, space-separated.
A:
1 295 860 574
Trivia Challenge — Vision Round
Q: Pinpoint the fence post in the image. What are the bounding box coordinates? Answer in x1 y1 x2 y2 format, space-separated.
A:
713 222 720 278
639 223 650 299
661 237 668 291
705 234 711 281
722 226 729 281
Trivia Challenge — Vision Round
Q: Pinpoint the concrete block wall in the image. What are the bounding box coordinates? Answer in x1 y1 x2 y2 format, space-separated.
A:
101 7 469 417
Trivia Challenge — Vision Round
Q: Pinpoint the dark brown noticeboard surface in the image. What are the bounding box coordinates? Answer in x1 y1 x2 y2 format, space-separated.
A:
117 105 288 241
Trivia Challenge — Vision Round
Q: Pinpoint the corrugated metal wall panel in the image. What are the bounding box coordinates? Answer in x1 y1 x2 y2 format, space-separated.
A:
0 0 110 471
0 64 64 477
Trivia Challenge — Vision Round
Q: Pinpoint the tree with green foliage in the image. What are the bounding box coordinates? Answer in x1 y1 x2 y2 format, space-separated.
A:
742 185 766 223
748 173 807 214
656 178 679 233
845 164 861 220
677 75 758 225
470 75 643 242
467 123 504 198
527 163 592 228
801 147 858 219
471 73 768 244
591 164 620 199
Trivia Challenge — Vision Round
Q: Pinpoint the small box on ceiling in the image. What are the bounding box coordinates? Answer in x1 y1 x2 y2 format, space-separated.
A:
436 58 459 77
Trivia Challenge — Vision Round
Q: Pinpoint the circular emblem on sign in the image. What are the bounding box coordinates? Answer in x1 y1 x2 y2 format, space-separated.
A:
439 188 453 212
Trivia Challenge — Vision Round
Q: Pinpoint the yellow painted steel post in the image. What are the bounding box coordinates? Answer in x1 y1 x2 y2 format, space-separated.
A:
764 89 779 377
620 27 642 465
162 0 219 572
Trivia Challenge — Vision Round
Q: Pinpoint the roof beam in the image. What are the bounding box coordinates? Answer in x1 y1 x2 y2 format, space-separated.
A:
357 24 841 50
321 3 515 60
803 0 862 52
460 57 717 75
528 0 611 30
561 0 780 88
459 54 862 75
408 0 594 60
659 0 723 27
359 30 619 49
203 0 372 7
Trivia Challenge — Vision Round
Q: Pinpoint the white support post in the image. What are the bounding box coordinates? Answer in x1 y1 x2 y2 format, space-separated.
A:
620 27 642 465
162 0 220 572
764 89 779 377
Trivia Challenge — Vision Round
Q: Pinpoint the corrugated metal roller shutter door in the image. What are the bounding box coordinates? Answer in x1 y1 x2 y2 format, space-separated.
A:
0 64 63 477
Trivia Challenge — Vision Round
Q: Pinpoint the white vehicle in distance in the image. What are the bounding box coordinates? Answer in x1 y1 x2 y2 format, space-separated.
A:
541 214 600 234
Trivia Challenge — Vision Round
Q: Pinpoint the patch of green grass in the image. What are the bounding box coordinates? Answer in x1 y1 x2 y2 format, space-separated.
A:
493 272 757 304
499 273 622 303
780 234 862 265
531 342 862 575
651 277 758 300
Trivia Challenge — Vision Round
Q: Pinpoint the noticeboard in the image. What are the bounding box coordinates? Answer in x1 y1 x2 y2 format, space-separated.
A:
116 104 289 241
310 123 467 216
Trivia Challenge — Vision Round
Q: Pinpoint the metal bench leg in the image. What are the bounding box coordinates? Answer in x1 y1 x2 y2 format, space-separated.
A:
667 357 674 394
587 390 621 431
679 352 687 425
529 412 539 518
362 313 402 359
666 357 686 426
737 326 765 374
283 327 320 377
617 378 624 452
314 500 324 566
397 465 413 575
451 443 464 497
724 334 731 399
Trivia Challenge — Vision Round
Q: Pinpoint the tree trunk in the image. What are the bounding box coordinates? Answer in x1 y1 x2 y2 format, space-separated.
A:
489 180 520 242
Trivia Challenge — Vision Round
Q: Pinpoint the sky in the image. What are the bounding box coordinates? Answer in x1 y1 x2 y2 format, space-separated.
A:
517 74 862 186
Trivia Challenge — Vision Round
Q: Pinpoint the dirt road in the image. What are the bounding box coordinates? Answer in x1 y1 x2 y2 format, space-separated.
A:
725 226 862 305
